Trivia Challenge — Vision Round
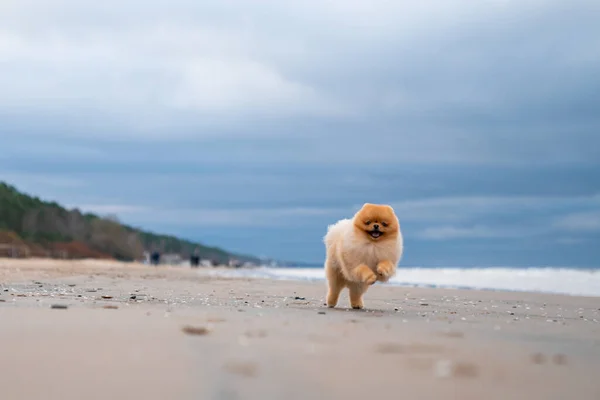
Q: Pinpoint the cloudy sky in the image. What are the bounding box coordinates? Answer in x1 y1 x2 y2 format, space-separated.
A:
1 0 599 266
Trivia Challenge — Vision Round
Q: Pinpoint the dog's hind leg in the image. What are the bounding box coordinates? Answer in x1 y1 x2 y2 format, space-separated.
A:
325 258 345 308
348 282 369 310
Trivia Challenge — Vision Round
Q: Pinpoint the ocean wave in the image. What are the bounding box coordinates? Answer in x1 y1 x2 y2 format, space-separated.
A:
203 266 600 297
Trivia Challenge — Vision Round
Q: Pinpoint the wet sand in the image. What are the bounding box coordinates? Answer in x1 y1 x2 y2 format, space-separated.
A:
1 258 600 400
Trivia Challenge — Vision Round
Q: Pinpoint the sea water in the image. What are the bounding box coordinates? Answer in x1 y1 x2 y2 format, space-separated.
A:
203 266 600 297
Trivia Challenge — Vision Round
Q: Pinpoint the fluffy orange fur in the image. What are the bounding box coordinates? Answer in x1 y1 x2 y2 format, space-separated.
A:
323 203 404 309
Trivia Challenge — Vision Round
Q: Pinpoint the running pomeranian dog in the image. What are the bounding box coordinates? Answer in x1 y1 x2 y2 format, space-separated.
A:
323 203 403 309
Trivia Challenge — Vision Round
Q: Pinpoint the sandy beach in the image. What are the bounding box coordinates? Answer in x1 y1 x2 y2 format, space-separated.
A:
1 258 599 400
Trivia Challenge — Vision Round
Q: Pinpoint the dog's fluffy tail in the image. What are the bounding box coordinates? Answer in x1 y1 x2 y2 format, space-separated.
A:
323 218 352 250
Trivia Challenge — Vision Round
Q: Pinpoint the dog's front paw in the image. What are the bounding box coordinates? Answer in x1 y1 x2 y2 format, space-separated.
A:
364 272 377 285
376 260 395 282
355 264 377 285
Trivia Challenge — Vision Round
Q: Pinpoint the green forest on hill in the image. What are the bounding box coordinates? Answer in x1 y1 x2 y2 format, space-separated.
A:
0 181 257 263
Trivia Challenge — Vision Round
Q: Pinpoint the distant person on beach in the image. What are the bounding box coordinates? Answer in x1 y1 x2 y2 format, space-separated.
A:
150 251 160 266
190 249 200 267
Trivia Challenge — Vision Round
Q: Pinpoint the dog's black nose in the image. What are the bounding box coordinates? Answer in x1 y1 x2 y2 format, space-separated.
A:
373 224 380 230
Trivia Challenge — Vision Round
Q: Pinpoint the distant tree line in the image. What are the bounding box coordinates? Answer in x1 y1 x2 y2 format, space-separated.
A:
0 182 257 263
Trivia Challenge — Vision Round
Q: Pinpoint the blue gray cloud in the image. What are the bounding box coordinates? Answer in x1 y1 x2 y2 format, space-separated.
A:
1 0 599 266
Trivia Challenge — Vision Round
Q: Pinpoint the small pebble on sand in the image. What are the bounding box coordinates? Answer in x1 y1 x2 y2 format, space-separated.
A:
553 354 567 365
453 362 479 377
182 325 210 336
51 304 68 310
531 353 546 364
224 361 258 377
440 330 464 338
245 329 268 338
434 360 478 378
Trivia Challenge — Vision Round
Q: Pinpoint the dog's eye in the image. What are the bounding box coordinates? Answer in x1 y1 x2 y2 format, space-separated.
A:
381 222 389 227
365 221 371 225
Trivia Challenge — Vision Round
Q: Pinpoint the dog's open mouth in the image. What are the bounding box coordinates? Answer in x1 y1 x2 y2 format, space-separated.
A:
369 230 383 239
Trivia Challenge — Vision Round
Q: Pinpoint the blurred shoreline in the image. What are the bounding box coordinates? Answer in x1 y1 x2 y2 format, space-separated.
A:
3 257 600 298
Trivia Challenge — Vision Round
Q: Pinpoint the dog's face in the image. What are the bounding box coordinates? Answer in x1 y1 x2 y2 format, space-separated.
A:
353 203 399 242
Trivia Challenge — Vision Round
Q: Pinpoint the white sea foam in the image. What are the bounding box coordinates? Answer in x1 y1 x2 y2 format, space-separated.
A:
203 266 600 297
